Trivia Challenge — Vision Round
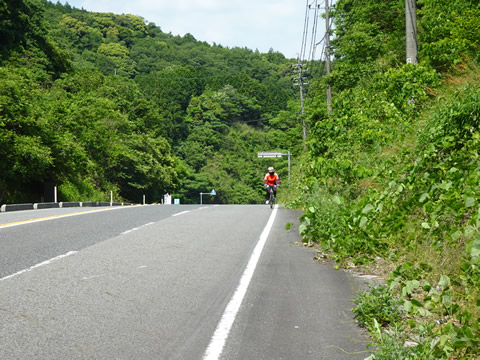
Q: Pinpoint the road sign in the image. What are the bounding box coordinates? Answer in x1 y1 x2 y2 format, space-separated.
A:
257 152 283 158
257 151 292 181
200 189 216 204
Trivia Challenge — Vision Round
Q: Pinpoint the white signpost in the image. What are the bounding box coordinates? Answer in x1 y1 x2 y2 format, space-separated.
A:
200 189 216 205
164 193 172 205
257 151 291 180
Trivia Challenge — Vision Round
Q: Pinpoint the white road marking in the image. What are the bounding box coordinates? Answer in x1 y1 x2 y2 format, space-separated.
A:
172 211 191 217
120 222 155 235
81 274 105 281
202 204 279 360
0 251 77 282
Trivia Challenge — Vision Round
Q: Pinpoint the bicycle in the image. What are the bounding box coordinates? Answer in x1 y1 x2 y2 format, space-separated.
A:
266 185 276 209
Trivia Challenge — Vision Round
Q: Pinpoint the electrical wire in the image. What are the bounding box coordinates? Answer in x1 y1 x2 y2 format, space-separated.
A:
299 0 311 61
298 0 335 104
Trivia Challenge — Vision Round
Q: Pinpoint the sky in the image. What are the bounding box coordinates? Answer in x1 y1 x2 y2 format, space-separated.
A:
54 0 323 59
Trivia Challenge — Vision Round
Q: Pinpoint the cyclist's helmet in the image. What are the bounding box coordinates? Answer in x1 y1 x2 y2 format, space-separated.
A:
268 166 274 174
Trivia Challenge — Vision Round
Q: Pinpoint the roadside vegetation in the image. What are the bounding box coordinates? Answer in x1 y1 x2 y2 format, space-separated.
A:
295 0 480 358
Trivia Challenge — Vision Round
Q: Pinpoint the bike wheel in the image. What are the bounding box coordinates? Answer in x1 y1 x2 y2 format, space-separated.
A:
269 191 274 209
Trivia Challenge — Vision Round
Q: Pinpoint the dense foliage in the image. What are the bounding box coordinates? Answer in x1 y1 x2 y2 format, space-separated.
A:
296 0 480 358
0 0 301 204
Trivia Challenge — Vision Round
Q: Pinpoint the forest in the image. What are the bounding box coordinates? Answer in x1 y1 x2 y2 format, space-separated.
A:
2 0 480 358
0 0 302 205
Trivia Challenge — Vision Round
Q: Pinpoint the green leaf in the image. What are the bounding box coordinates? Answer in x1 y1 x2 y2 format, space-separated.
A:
419 193 430 203
421 222 431 229
452 337 467 348
451 230 463 241
469 237 480 259
362 203 375 215
465 196 476 208
333 195 343 205
411 298 423 307
438 275 451 289
403 280 420 296
404 300 413 313
439 335 450 347
359 216 368 228
464 326 474 339
417 308 432 316
299 224 308 235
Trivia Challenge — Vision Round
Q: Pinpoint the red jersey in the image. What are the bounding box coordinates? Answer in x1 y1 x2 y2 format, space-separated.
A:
264 172 280 186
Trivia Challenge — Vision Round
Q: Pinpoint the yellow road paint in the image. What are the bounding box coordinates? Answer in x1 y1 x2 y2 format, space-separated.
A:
0 207 132 229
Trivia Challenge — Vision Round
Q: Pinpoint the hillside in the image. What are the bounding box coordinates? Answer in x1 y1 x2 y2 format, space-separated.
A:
0 0 302 205
296 0 480 358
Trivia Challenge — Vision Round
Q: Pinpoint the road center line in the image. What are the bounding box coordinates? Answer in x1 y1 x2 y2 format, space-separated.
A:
202 204 279 360
0 207 127 230
172 210 191 217
0 251 77 282
121 222 155 235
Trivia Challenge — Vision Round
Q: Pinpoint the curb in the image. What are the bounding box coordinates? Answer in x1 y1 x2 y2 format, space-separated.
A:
1 203 34 212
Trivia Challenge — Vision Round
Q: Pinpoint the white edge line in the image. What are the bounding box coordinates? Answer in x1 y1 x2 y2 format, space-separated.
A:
0 251 77 282
202 204 279 360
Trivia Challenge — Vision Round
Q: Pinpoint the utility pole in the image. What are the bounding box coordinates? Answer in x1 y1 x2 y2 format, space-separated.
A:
325 0 332 112
406 0 418 64
293 60 307 143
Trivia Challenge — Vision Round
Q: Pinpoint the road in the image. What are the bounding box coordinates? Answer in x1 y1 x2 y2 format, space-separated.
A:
0 205 370 359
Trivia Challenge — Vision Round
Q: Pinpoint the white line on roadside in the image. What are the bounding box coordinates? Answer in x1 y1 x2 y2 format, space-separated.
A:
172 211 191 217
0 251 77 282
202 204 279 360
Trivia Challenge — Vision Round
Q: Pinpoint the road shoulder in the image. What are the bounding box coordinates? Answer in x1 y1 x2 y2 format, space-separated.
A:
221 207 372 360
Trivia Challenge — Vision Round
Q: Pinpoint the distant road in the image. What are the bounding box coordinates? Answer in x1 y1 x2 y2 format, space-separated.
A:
0 205 370 359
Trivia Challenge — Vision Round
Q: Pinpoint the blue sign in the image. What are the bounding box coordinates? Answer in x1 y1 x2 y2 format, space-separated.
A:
210 189 216 196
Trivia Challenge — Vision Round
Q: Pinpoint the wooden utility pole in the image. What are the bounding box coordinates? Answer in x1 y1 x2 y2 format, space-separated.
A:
406 0 418 64
293 60 307 143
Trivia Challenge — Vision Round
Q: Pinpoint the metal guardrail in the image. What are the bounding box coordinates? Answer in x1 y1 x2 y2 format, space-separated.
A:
0 202 138 213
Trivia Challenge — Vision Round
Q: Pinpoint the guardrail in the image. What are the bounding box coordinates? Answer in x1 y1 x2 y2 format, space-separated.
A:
0 202 138 213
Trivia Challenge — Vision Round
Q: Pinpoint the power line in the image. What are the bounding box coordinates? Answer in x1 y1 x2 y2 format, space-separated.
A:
299 0 311 61
297 0 335 108
180 116 277 129
325 0 332 112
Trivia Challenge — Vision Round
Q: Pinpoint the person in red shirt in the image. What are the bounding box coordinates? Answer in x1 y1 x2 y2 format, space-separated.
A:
264 166 280 203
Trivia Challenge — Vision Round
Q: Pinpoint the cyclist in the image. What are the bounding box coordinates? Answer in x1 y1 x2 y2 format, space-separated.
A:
264 166 280 203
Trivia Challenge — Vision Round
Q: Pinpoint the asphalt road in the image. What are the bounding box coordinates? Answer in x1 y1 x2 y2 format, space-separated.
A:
0 205 370 359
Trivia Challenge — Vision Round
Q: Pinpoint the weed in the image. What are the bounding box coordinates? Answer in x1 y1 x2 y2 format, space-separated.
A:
353 285 403 330
285 222 293 231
